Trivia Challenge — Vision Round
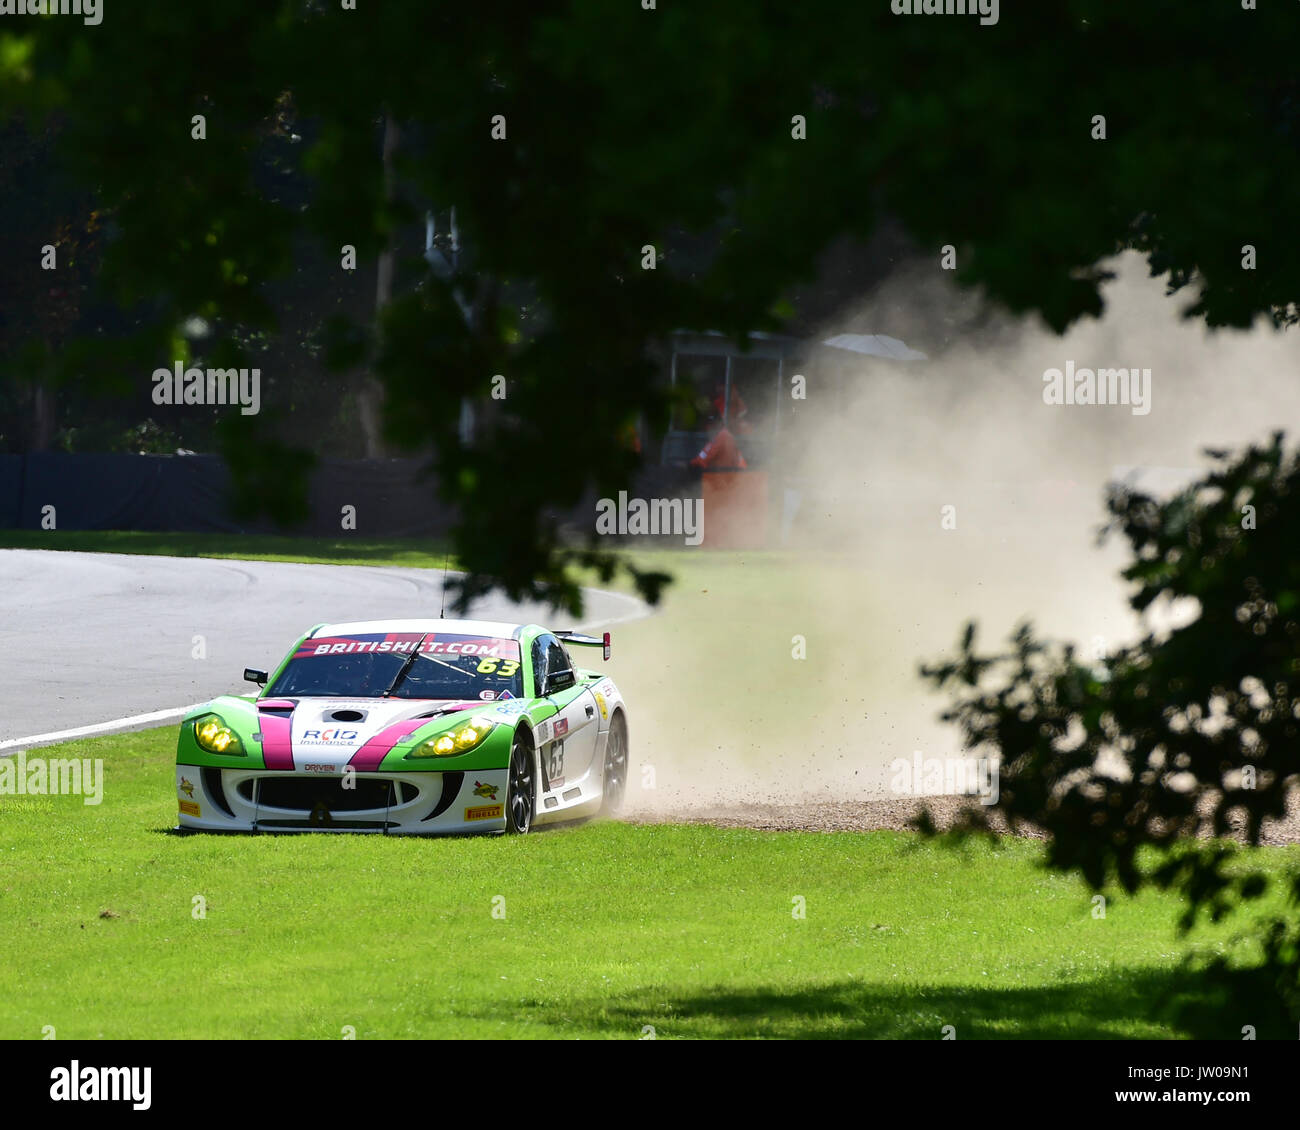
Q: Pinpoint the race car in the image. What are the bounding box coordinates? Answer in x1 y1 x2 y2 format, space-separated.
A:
173 618 628 835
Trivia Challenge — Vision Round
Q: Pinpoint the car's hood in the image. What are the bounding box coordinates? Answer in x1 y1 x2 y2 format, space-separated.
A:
254 695 487 771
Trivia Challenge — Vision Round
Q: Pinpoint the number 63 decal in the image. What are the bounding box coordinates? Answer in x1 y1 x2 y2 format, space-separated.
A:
547 739 565 781
476 658 520 677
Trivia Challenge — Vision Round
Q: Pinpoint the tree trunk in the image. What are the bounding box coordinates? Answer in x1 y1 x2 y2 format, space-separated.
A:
29 378 55 452
357 114 401 458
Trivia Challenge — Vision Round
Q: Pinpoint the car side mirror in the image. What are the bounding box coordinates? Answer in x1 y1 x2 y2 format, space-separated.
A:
244 668 268 686
543 669 575 695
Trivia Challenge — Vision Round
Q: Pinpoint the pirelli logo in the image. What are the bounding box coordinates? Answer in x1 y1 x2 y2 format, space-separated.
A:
179 800 200 817
465 804 503 822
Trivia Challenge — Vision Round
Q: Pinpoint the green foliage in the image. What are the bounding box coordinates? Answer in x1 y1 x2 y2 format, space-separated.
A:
4 3 1300 609
924 435 1300 1019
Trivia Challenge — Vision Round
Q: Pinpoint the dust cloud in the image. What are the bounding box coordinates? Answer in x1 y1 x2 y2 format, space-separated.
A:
621 252 1300 817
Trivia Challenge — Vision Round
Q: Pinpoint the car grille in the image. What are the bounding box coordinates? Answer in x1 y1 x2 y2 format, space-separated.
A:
237 777 416 812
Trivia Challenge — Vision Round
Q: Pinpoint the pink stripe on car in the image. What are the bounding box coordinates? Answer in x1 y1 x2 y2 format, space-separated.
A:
257 705 295 770
347 718 432 772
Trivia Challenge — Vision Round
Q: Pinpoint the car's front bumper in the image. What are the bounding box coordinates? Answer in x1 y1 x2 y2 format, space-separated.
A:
175 766 508 834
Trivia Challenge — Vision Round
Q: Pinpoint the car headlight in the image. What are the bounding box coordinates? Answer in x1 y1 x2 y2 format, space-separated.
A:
193 713 245 756
407 716 496 758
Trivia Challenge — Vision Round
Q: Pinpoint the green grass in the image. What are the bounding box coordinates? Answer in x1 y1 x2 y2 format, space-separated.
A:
4 537 1297 1038
2 726 1297 1039
0 530 457 570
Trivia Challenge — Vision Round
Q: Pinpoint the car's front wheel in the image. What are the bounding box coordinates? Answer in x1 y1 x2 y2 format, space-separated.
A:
505 729 535 834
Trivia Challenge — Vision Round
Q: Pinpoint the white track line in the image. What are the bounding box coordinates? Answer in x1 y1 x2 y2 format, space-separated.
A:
574 583 655 631
0 706 199 753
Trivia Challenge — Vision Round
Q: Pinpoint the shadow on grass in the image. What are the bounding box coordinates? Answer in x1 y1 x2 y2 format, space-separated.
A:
499 966 1295 1040
153 817 585 838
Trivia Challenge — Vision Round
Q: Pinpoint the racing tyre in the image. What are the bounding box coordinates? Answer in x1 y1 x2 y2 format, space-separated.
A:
600 713 628 816
506 729 535 834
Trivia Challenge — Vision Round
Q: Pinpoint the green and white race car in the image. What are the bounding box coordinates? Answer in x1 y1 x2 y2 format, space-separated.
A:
174 619 628 835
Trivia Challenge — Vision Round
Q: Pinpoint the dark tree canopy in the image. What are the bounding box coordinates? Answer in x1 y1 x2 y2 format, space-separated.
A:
3 3 1300 608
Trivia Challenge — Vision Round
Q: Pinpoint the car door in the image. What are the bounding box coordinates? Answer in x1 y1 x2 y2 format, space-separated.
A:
532 634 599 791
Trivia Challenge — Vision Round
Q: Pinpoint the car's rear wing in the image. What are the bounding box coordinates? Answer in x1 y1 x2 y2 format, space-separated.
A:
554 630 611 661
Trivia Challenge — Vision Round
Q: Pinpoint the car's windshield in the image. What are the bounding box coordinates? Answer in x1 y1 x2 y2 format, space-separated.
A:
265 633 524 701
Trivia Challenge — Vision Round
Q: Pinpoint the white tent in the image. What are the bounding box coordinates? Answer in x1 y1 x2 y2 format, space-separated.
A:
820 333 928 362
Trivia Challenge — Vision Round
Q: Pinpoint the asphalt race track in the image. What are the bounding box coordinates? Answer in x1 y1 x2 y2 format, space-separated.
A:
0 550 645 749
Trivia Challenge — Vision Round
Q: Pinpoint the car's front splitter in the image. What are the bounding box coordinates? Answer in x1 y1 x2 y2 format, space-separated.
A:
175 765 509 835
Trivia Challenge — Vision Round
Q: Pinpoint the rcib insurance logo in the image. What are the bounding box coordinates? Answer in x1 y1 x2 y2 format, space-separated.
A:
298 728 359 746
